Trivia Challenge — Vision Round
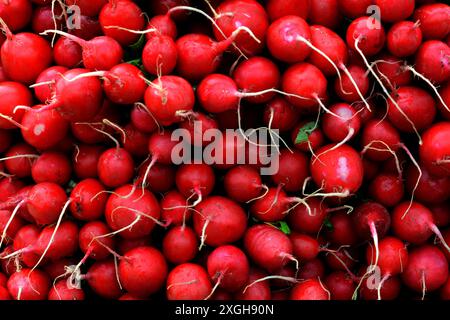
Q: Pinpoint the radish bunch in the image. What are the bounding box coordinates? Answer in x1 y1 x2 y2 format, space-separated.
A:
0 0 449 301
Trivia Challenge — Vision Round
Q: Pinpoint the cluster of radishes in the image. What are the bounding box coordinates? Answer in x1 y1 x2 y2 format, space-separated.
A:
0 0 449 301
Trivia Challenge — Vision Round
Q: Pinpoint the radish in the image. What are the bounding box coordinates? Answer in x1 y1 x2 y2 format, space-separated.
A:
291 121 325 153
79 221 115 260
86 259 122 299
250 187 289 222
324 271 355 300
0 22 52 85
207 245 250 293
352 202 391 245
374 54 412 88
309 0 341 30
48 279 85 300
161 191 191 226
325 212 359 246
97 148 134 188
69 179 107 221
419 122 450 177
0 209 25 246
361 119 401 161
431 204 450 228
7 269 50 300
244 224 297 272
26 182 67 225
213 0 268 56
290 233 320 261
68 14 102 40
334 65 369 103
368 173 404 207
414 40 450 84
270 149 308 192
144 75 195 126
193 196 247 248
263 96 300 133
0 129 12 153
234 268 271 300
0 286 10 300
65 0 107 17
139 163 176 194
99 0 145 46
298 260 327 282
224 165 265 203
406 164 450 204
0 178 24 203
31 152 71 185
338 0 372 19
53 37 83 68
290 279 330 300
440 278 450 300
360 274 401 300
266 16 311 64
321 103 361 144
20 107 70 150
104 184 161 239
392 201 450 250
387 21 422 57
146 14 177 39
438 82 450 120
11 225 40 267
266 0 309 21
346 16 386 57
179 112 219 147
73 144 105 179
0 82 33 130
175 164 215 207
287 198 328 235
122 124 150 158
117 237 151 255
310 144 364 196
119 246 168 298
166 263 212 300
0 0 32 32
43 257 76 280
130 104 159 134
162 226 198 264
142 34 177 76
414 3 450 40
402 245 449 294
3 143 38 178
374 0 415 23
31 5 64 35
33 66 68 104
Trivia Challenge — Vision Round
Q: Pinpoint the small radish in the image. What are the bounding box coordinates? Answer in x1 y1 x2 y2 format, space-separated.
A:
72 144 105 179
175 164 215 207
146 14 177 39
122 124 150 158
53 37 83 68
68 14 102 40
162 226 198 264
104 184 161 239
360 274 401 300
419 122 450 177
374 0 415 23
130 104 159 134
387 21 422 57
0 209 25 246
139 162 176 194
0 0 32 32
207 245 250 293
99 0 145 46
438 82 450 120
78 221 115 260
368 173 404 207
325 212 359 246
346 16 386 57
0 81 33 130
86 259 123 299
291 121 325 153
193 196 247 248
12 225 40 267
402 245 449 293
405 164 450 204
324 271 356 300
178 112 219 147
334 65 369 103
161 191 191 227
298 260 327 282
250 187 289 222
3 143 38 178
270 149 309 192
374 54 412 88
7 269 50 300
263 96 300 133
97 148 134 188
361 119 401 162
321 103 361 144
244 224 297 272
224 165 265 203
31 152 71 185
0 22 52 85
352 202 391 242
338 0 373 19
287 198 328 235
48 280 85 300
414 40 450 84
26 182 67 225
119 246 168 298
166 263 212 300
290 279 330 300
266 0 310 21
117 237 152 255
309 0 342 29
65 0 107 17
33 66 68 104
31 5 64 35
234 268 271 300
414 3 450 40
142 34 177 76
290 233 320 261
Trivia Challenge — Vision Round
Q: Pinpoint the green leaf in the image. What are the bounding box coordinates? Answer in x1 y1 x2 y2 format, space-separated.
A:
278 221 291 235
294 121 316 144
323 217 334 232
126 58 143 69
129 34 145 51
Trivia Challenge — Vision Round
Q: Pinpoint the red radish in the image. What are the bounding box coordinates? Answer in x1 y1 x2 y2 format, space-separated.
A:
99 0 144 45
193 196 247 247
438 82 450 120
144 75 195 126
178 112 219 147
366 237 408 277
0 25 52 85
374 54 412 88
213 0 268 56
287 198 328 235
31 5 64 35
266 0 309 21
352 202 391 242
290 279 330 300
0 129 12 153
161 191 191 226
311 144 364 196
122 124 150 158
53 37 83 68
414 3 450 40
360 274 401 300
175 164 215 203
325 212 359 246
117 237 152 255
7 269 50 300
0 209 25 245
33 66 68 104
65 0 107 17
263 96 299 133
146 14 177 40
270 150 308 192
207 245 250 292
97 148 134 188
402 245 449 293
338 0 372 19
324 271 355 300
431 204 450 229
21 107 69 150
68 14 102 40
266 16 311 64
419 122 450 177
298 260 325 280
244 224 296 272
291 121 325 152
3 144 38 178
234 268 271 300
12 225 40 267
42 68 104 123
369 173 404 207
48 280 85 300
162 226 198 264
43 258 76 280
361 119 401 161
322 103 361 143
415 40 450 84
130 104 159 134
166 263 212 300
196 74 239 113
139 163 176 193
86 259 122 299
104 184 161 239
346 17 386 57
392 202 449 249
334 65 369 103
387 21 422 57
33 221 79 261
142 34 177 76
406 164 450 204
0 286 10 300
290 233 320 261
224 165 264 203
250 187 289 222
0 178 24 203
73 144 105 179
31 152 71 185
0 0 32 31
374 0 415 23
119 246 168 298
281 62 327 112
79 221 115 260
0 81 32 129
26 182 67 225
309 0 341 29
440 278 450 300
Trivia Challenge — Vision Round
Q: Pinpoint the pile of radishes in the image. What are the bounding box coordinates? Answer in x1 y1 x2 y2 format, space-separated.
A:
0 0 449 301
